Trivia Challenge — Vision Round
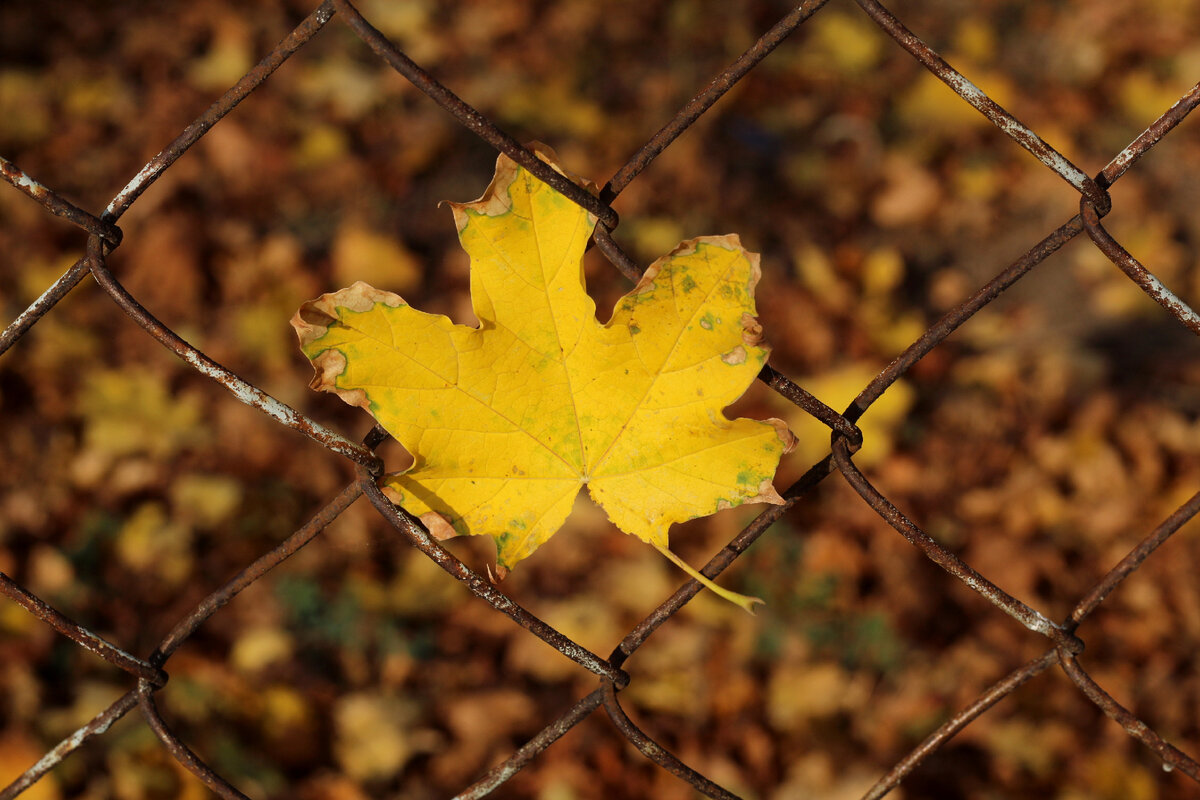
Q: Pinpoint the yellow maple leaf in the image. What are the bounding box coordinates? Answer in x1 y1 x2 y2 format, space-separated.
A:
293 145 794 610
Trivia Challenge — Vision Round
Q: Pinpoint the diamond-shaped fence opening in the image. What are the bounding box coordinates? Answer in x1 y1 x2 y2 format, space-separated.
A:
2 1 1199 798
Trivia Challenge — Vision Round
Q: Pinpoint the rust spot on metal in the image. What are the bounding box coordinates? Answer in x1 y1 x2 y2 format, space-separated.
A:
1 155 122 244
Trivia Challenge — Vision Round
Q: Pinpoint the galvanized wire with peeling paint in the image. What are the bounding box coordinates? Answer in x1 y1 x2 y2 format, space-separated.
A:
2 1 1199 797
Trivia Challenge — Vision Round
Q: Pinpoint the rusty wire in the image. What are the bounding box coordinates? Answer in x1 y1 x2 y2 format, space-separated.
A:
1 0 1199 797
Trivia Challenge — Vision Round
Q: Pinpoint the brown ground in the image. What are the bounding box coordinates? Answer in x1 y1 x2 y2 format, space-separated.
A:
1 1 1199 798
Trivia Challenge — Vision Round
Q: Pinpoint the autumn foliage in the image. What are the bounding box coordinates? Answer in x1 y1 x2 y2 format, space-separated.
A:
294 146 792 608
1 1 1198 799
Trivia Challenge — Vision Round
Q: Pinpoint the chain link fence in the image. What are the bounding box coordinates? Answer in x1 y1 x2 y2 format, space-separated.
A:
2 0 1199 797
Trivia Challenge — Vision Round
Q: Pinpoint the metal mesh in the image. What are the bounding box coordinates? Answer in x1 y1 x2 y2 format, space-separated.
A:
2 1 1198 797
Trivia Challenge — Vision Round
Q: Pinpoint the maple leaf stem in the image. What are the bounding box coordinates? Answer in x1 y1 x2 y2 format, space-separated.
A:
652 544 764 614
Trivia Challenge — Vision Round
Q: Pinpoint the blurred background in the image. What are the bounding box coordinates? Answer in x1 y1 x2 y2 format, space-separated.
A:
1 0 1199 798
